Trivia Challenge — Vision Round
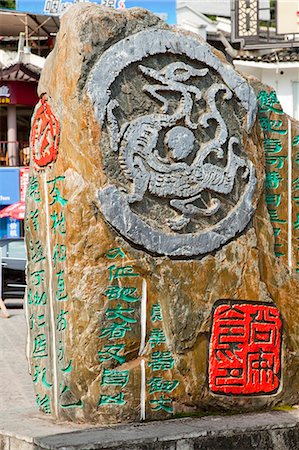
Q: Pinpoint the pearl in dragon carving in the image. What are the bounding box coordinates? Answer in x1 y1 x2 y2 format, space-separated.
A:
105 62 253 230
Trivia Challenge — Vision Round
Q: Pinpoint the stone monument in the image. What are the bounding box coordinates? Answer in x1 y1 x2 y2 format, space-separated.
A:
25 4 299 424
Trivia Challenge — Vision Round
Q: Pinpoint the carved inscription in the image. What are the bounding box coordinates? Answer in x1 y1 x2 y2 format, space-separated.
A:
209 301 282 396
88 30 257 257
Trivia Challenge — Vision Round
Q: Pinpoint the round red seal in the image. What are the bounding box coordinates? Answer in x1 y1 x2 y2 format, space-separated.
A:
30 95 60 168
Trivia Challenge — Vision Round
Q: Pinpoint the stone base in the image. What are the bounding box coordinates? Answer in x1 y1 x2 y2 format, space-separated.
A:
1 409 298 450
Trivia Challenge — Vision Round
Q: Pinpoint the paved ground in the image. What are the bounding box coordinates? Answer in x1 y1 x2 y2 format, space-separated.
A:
0 302 298 449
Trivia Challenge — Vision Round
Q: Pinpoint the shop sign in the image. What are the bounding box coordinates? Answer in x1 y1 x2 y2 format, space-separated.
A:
20 167 30 203
0 85 11 104
0 168 20 205
7 217 20 238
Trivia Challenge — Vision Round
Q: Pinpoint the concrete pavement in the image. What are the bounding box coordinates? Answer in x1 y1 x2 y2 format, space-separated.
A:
0 303 298 449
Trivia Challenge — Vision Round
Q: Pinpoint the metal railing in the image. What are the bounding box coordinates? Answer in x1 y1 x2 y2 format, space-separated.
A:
0 141 30 167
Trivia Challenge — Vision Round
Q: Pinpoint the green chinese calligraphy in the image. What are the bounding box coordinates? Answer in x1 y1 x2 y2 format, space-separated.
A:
52 244 67 268
59 385 83 409
265 172 283 189
257 91 283 114
273 227 281 237
50 211 66 235
98 344 126 364
293 135 299 146
265 194 281 207
99 322 132 340
106 304 137 324
268 209 287 224
36 394 51 414
29 240 46 263
265 155 286 169
259 118 287 135
150 395 173 413
151 303 163 322
101 368 129 388
28 176 41 202
29 313 45 330
98 392 125 406
33 334 48 358
104 286 139 303
148 377 179 394
56 270 68 301
32 366 52 388
148 328 167 348
108 265 139 282
61 359 72 373
30 269 45 286
56 310 68 331
105 247 125 260
263 138 283 154
148 351 175 371
57 339 64 361
47 176 68 206
29 209 39 231
28 289 47 306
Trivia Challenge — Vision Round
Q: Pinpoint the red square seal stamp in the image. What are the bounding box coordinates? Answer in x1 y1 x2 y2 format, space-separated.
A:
209 301 282 395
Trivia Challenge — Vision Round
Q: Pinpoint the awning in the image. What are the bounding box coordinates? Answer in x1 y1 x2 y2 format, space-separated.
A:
0 10 60 38
0 201 25 220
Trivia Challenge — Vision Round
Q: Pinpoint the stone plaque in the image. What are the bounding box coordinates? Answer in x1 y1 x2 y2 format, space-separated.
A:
88 29 257 257
25 4 299 425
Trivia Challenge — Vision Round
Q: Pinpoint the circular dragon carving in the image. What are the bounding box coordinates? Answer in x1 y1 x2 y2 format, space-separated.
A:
87 29 257 257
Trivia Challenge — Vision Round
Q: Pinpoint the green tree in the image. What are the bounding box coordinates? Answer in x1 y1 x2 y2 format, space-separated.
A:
0 0 16 9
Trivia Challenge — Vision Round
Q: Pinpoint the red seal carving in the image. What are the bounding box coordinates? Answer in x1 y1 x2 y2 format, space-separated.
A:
30 95 60 168
209 301 282 396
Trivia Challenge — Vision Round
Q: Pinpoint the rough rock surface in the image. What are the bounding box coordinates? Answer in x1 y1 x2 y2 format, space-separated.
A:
25 4 299 424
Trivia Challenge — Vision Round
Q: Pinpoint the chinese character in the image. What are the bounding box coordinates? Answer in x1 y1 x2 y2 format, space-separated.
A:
106 304 137 324
150 395 173 413
265 172 283 190
28 290 47 306
148 351 175 371
99 322 132 340
98 392 125 406
29 313 45 330
59 385 83 409
36 394 51 414
101 368 129 387
257 91 283 114
268 209 286 224
294 213 299 231
56 270 68 301
47 176 68 206
263 138 282 155
265 194 281 207
105 247 125 259
148 329 167 348
50 211 66 234
98 344 126 364
29 240 46 263
108 265 139 282
32 366 52 388
265 155 286 169
30 269 45 286
29 209 39 230
151 303 163 322
148 377 179 394
28 176 41 202
53 244 67 268
259 118 287 135
56 310 68 331
209 302 282 395
33 334 48 358
104 285 139 303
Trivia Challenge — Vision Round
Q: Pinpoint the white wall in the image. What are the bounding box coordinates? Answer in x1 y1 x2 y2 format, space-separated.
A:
234 62 299 120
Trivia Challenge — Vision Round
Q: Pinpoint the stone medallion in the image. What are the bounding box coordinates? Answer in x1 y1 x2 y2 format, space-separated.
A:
88 29 257 257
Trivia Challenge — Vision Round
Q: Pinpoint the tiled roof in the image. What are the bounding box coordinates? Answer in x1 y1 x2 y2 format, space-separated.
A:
235 48 299 63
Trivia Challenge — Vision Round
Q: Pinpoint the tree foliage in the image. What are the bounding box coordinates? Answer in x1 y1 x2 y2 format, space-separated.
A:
0 0 16 10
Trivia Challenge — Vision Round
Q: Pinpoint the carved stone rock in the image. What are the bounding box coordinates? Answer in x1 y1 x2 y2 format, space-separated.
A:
25 4 299 425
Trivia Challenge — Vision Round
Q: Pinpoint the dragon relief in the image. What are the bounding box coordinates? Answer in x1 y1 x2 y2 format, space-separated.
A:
105 61 253 231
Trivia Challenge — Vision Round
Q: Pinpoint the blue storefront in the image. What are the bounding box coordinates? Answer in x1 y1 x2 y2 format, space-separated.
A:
0 168 21 238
